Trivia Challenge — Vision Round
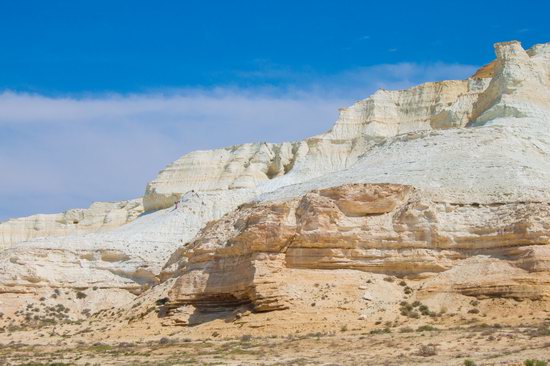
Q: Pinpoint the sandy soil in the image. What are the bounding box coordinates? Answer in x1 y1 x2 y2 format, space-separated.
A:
1 270 548 365
0 322 549 365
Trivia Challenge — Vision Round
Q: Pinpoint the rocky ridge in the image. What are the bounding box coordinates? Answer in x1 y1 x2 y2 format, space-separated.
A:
0 199 143 251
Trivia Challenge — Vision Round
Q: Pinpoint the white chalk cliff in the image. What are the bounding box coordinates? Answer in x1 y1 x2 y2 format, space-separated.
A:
0 199 143 251
1 41 549 317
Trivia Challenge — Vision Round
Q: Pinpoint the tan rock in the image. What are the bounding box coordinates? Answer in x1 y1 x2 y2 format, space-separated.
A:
161 183 549 317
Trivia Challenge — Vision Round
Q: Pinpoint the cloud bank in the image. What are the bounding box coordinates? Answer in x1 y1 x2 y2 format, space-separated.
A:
0 62 478 220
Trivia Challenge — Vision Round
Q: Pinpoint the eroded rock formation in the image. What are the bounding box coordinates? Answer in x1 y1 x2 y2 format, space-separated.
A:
159 184 549 319
0 199 143 250
1 40 550 327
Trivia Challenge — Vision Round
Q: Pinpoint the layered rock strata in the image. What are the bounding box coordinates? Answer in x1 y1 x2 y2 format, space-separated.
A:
0 199 143 250
160 184 549 315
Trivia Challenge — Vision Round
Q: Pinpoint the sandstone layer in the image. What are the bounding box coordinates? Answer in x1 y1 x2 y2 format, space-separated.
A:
157 183 549 321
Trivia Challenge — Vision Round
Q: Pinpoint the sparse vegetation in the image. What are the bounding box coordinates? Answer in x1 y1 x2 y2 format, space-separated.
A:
240 334 252 342
0 321 548 365
417 344 437 357
417 325 438 332
524 360 547 366
399 302 420 318
399 301 437 319
369 328 391 334
530 326 550 337
159 337 172 345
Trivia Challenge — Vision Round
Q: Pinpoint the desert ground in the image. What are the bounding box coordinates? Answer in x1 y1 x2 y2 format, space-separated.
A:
1 269 548 365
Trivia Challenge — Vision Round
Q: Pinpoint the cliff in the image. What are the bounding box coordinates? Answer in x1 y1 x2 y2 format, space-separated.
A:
0 199 143 250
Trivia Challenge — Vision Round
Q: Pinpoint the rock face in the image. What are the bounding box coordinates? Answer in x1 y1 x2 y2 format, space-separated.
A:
160 183 549 315
143 48 499 213
143 143 301 211
0 190 253 294
1 40 550 324
471 41 550 124
143 77 491 212
0 199 143 250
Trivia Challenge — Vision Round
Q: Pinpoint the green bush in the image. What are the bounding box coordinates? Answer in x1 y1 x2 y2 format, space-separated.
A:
417 344 437 357
524 360 547 366
369 328 391 334
240 334 252 342
416 325 438 332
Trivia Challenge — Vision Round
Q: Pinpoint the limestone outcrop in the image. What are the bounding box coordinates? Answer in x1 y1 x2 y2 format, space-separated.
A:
0 190 253 293
143 143 302 211
0 199 143 250
143 76 491 212
159 183 549 317
143 41 550 213
471 41 550 124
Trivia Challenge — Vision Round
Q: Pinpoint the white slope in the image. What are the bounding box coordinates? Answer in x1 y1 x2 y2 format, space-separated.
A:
261 116 550 205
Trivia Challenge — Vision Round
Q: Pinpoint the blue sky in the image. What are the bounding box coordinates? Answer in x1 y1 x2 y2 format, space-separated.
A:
1 0 548 93
0 0 549 220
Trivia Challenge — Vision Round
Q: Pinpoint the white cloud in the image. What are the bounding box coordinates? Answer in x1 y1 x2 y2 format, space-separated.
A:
0 62 479 220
